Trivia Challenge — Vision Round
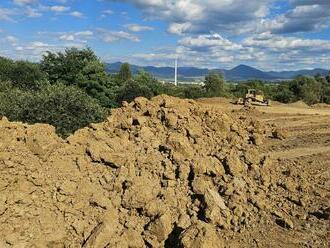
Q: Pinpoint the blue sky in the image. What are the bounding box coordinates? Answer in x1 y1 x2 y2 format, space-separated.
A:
1 0 330 70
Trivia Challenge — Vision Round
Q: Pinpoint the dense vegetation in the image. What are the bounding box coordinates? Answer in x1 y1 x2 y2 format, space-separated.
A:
0 48 329 136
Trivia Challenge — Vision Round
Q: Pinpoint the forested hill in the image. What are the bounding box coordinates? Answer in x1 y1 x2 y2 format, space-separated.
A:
105 62 328 81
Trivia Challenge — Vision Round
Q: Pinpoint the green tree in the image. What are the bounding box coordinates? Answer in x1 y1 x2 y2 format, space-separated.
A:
0 57 13 82
40 47 116 108
322 85 330 104
272 84 295 103
326 70 330 84
41 47 100 85
77 60 118 108
134 70 164 95
117 63 132 84
204 72 225 97
10 61 46 90
116 80 153 103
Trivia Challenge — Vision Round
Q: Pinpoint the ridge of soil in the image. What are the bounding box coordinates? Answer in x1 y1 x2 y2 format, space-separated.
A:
0 95 329 247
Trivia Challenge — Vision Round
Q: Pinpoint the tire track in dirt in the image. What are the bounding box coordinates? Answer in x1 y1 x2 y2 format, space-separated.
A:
268 146 330 159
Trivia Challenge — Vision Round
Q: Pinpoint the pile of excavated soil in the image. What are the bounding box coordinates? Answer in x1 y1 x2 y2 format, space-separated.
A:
197 97 231 104
0 95 316 247
288 100 310 108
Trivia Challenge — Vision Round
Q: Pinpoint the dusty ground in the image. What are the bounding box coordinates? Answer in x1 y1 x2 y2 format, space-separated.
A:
0 96 329 247
198 98 330 247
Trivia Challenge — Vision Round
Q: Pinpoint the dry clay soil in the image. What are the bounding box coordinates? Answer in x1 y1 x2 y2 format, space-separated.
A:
0 95 329 247
198 98 330 247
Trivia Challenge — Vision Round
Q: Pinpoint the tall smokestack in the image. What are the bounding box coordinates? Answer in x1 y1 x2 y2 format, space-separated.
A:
174 58 178 86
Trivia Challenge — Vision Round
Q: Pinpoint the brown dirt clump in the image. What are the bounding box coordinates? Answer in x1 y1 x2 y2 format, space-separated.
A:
0 95 327 247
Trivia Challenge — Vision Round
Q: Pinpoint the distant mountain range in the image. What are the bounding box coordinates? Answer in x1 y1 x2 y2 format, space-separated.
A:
105 62 328 81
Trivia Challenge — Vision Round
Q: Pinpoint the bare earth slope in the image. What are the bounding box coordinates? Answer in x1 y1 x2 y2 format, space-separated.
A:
0 95 329 247
198 98 330 247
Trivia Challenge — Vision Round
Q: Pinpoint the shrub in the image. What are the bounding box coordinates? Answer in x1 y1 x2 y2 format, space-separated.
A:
272 84 295 103
183 85 206 99
0 57 46 90
289 76 322 105
116 80 153 103
0 82 106 137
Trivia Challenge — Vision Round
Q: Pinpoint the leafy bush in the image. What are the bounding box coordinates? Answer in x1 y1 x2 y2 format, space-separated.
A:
183 85 206 99
134 70 164 96
272 84 295 103
0 82 106 137
289 76 322 105
0 57 46 90
116 80 153 103
0 57 14 82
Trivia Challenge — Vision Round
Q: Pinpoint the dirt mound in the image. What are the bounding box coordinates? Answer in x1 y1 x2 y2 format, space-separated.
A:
288 100 310 108
0 95 315 247
312 103 330 109
270 100 284 106
197 97 231 104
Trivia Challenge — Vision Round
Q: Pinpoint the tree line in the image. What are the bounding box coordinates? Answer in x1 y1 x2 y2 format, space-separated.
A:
0 47 329 136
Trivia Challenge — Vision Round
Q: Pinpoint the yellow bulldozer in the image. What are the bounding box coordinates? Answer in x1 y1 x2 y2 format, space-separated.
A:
236 89 271 106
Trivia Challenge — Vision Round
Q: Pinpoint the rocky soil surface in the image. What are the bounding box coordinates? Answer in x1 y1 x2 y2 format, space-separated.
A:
0 95 329 247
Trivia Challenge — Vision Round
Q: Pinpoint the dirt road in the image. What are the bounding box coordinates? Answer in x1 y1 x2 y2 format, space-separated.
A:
198 98 330 247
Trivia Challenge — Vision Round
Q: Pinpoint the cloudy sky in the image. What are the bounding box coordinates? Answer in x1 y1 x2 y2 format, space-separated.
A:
1 0 330 70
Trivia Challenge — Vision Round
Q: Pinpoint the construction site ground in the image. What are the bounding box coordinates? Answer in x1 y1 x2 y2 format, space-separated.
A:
0 96 329 247
197 98 330 247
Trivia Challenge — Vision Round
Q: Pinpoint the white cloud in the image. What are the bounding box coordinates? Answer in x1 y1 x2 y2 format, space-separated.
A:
167 23 192 35
70 11 83 18
290 0 330 6
13 0 37 6
100 9 114 18
260 3 330 34
179 34 242 51
125 24 154 32
49 5 70 12
57 30 93 41
25 6 42 17
12 41 85 61
111 0 271 35
97 28 140 42
59 34 75 41
75 31 93 36
120 30 330 70
243 32 330 52
0 8 16 21
5 35 18 44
